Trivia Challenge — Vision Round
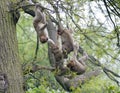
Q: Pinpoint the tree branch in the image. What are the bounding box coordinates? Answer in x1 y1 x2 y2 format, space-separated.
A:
30 65 55 73
55 69 101 91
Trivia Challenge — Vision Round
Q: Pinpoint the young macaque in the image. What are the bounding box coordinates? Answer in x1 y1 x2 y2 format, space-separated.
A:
67 44 88 75
57 23 74 58
0 73 8 93
48 39 63 67
48 39 70 75
33 3 48 43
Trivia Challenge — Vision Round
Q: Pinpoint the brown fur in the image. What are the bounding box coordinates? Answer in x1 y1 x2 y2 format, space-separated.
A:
58 28 74 58
67 59 86 75
33 4 48 43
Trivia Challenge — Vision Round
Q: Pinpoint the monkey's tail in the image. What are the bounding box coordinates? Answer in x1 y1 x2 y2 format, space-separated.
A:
33 35 39 63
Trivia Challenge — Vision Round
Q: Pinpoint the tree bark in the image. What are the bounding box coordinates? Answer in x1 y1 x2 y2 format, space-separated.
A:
55 70 101 91
0 0 24 93
47 19 58 67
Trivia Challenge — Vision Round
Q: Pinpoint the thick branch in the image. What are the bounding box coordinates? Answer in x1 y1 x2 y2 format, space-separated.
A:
30 65 55 73
55 69 101 91
47 20 57 67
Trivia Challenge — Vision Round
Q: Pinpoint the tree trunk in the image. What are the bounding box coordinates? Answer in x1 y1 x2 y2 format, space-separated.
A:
0 0 24 93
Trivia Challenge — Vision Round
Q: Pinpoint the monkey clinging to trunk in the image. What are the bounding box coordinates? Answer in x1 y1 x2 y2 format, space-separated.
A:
57 22 74 58
47 39 63 67
33 3 48 43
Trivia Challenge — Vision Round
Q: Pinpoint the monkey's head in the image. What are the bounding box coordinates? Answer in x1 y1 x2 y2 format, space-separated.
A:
57 29 64 35
67 60 75 68
67 60 77 71
40 36 48 43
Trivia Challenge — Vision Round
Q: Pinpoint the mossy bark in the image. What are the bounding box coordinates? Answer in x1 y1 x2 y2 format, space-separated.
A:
0 0 24 93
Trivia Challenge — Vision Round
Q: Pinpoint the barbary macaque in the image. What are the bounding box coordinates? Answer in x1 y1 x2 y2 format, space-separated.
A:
0 73 8 93
57 23 74 58
67 44 88 75
48 39 63 67
33 3 48 43
48 39 71 75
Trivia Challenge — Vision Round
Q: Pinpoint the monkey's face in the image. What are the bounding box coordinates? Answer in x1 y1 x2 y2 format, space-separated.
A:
57 29 64 35
67 60 78 72
40 36 48 43
67 60 74 68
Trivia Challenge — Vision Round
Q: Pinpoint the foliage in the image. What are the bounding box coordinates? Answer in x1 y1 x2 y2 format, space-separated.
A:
24 74 120 93
16 0 120 92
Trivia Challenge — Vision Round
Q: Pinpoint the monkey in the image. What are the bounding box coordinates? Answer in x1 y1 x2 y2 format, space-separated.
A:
57 23 74 58
48 39 63 63
57 22 88 74
67 59 86 75
0 73 8 93
33 3 48 43
48 39 69 75
67 44 88 75
48 39 70 76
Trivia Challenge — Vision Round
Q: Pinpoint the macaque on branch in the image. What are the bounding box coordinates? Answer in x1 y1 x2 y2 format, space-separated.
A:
33 3 48 43
48 39 71 75
67 44 88 75
48 39 63 68
57 23 74 58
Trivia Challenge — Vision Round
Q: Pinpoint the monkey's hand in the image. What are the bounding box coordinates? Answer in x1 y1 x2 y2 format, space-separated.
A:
48 39 55 47
48 39 59 53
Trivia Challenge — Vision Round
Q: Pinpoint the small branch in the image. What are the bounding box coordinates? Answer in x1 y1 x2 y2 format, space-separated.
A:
30 65 55 73
103 0 120 47
78 44 120 86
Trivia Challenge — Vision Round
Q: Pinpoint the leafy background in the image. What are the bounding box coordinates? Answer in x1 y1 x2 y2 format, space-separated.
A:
17 0 120 93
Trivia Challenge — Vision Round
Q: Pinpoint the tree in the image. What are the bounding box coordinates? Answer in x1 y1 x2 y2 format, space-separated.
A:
0 0 24 93
0 0 120 93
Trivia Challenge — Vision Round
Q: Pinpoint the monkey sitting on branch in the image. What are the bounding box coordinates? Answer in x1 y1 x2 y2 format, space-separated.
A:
67 43 88 75
57 22 74 58
33 3 48 43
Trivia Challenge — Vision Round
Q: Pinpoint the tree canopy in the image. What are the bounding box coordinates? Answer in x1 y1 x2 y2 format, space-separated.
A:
0 0 120 93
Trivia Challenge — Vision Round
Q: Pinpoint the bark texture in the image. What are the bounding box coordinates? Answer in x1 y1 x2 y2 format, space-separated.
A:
0 0 24 93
